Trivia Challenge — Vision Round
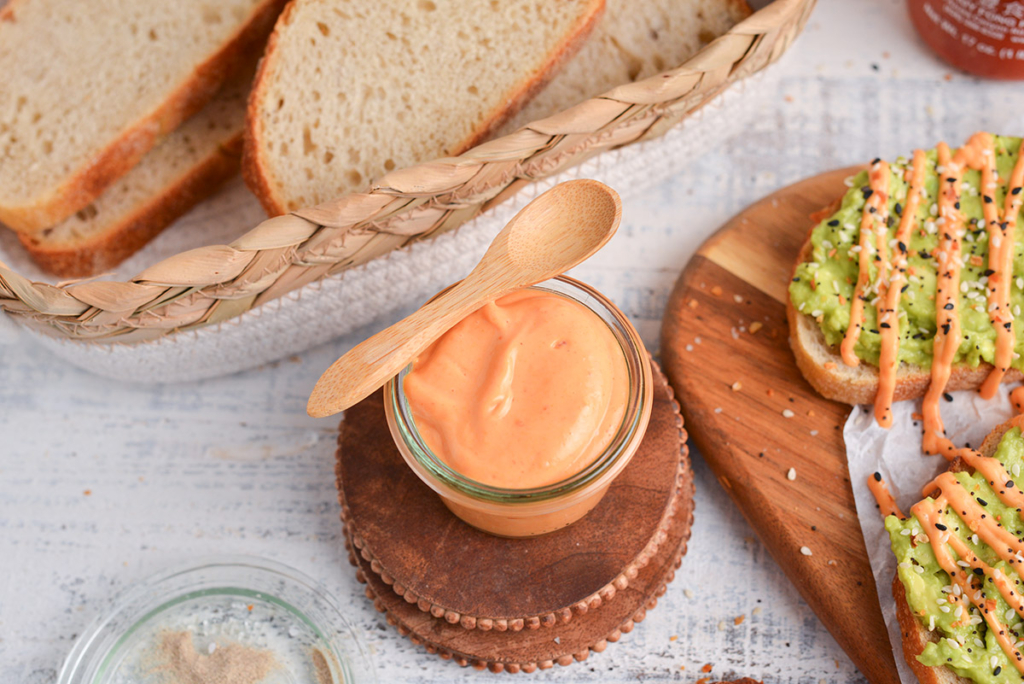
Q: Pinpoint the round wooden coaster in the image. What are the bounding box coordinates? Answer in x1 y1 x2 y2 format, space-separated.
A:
335 359 691 632
344 465 692 673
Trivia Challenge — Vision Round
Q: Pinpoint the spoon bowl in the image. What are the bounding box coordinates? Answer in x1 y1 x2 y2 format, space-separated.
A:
307 179 622 418
503 180 622 276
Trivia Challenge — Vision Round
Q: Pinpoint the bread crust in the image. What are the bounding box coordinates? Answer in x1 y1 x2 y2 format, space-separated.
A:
0 0 286 234
787 202 1023 406
17 134 243 278
241 0 606 217
892 576 972 684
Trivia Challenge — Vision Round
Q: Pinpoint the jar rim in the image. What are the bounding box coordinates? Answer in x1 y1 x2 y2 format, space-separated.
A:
384 276 651 504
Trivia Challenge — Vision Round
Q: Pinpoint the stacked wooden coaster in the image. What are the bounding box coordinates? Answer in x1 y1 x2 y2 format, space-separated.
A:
335 361 693 673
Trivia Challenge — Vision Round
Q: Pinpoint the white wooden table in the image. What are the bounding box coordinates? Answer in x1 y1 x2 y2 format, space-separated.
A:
4 1 1023 681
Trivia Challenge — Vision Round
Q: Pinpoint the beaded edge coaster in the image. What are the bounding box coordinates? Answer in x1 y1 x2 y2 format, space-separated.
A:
342 454 693 674
336 359 689 631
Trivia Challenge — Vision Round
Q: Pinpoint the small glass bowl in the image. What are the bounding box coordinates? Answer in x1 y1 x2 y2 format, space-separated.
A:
384 276 653 538
58 555 376 684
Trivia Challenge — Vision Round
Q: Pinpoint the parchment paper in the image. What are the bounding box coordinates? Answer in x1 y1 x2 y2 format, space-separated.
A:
845 385 1019 684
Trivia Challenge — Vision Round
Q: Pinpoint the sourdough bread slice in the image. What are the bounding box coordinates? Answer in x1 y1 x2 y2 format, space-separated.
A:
786 206 1024 407
0 0 287 233
243 0 605 216
888 415 1024 684
17 74 252 278
500 0 751 134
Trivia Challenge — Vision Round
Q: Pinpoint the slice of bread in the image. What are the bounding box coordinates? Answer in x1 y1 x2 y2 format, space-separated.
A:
16 74 252 278
243 0 605 216
500 0 751 134
889 414 1024 684
787 207 1024 407
0 0 287 233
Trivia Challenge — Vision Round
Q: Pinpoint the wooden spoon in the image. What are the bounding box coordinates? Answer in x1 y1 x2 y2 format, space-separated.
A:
307 179 622 418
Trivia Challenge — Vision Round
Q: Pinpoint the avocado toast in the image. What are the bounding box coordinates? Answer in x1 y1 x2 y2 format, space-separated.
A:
788 133 1024 455
883 414 1024 683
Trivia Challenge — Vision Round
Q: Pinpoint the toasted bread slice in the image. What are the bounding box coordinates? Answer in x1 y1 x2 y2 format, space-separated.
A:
888 415 1024 684
0 0 287 233
15 73 252 278
243 0 605 216
500 0 751 134
787 209 1024 406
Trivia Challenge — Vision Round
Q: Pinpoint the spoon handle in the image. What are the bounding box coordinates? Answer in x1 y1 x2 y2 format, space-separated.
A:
307 279 495 417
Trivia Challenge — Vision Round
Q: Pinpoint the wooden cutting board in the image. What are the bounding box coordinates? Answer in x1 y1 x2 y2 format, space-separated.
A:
660 167 901 684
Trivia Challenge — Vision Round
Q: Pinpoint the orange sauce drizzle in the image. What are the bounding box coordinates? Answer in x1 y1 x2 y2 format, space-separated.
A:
976 134 1024 399
875 150 928 427
911 464 1024 673
841 161 891 367
867 472 905 518
1013 386 1024 414
922 142 966 457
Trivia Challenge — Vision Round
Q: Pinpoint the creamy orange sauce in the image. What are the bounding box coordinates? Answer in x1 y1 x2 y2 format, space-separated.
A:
875 151 927 427
922 142 966 457
402 289 628 489
842 160 891 367
867 472 904 519
1013 386 1024 414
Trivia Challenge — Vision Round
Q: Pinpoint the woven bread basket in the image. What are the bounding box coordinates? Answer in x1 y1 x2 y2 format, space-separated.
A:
0 0 814 380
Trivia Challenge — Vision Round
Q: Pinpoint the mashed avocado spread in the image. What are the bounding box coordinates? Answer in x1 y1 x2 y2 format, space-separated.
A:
789 135 1024 370
886 426 1024 683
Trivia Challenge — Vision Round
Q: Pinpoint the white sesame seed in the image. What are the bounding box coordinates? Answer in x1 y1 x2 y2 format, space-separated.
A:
787 468 797 481
782 409 795 418
734 294 743 303
684 589 694 599
800 546 813 556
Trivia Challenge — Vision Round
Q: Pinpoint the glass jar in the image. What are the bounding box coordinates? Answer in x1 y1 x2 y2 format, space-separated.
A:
384 276 653 538
58 555 376 684
908 0 1024 79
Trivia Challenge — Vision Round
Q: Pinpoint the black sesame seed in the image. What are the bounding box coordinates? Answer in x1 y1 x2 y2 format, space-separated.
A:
943 392 954 402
